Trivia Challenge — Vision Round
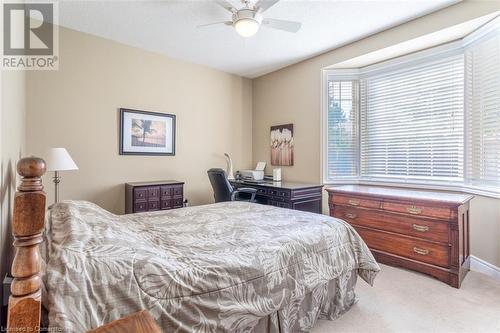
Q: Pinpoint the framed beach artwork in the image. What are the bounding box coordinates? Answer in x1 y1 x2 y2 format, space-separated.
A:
119 108 176 155
270 124 294 166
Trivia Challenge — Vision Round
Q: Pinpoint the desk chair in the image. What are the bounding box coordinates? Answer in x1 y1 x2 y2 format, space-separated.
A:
207 168 257 203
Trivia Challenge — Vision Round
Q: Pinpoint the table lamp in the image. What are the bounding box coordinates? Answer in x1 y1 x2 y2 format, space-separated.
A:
45 148 78 203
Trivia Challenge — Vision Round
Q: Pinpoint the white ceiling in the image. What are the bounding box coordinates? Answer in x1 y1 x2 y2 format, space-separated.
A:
331 12 500 69
57 0 459 78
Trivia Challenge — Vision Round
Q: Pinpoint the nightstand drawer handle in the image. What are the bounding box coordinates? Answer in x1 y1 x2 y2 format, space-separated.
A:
412 224 429 232
345 212 357 219
348 199 360 206
407 205 422 215
413 247 429 255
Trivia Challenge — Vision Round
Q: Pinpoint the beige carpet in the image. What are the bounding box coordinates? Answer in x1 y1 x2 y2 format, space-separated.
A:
312 264 500 333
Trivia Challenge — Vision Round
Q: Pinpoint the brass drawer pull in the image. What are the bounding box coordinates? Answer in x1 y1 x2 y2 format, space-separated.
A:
413 247 429 255
348 199 360 206
407 205 422 215
345 212 357 219
412 224 429 232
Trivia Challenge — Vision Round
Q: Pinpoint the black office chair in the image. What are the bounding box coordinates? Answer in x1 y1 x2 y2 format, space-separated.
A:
207 168 257 203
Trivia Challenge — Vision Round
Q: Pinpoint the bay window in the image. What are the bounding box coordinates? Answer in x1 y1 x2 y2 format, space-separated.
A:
323 22 500 196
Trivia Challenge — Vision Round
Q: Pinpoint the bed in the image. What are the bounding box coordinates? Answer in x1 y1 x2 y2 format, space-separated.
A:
7 157 380 333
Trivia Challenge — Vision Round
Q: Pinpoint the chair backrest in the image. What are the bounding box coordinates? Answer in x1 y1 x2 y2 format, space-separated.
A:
207 168 233 202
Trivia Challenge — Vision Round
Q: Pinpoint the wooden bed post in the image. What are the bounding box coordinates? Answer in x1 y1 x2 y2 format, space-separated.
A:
7 157 46 332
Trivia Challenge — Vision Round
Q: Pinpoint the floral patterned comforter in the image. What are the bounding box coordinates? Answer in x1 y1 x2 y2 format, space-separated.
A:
43 200 379 332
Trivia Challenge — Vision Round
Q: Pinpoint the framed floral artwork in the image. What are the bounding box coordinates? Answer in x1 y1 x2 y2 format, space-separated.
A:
270 124 293 166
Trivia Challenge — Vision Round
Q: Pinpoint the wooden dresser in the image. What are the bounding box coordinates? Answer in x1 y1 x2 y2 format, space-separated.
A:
125 180 184 214
326 185 473 288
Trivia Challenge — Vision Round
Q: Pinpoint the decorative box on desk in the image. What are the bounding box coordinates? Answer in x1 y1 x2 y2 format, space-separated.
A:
326 185 473 288
126 180 184 214
230 180 323 214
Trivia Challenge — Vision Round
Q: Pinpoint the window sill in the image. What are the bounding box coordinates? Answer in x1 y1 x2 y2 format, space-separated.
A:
323 179 500 199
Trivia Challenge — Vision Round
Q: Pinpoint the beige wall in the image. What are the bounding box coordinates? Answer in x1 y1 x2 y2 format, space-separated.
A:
26 26 253 214
0 70 26 324
2 2 498 285
252 1 500 267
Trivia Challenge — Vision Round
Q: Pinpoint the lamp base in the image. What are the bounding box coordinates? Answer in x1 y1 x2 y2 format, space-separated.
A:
53 171 60 203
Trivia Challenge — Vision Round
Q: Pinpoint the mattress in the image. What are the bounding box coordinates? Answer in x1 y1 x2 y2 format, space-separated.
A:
42 200 379 332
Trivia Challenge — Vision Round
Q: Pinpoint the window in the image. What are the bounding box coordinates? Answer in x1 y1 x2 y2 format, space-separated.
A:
326 80 358 179
323 22 500 196
360 55 464 182
465 31 500 192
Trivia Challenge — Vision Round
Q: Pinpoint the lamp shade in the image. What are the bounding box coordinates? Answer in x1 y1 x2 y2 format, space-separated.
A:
45 148 78 172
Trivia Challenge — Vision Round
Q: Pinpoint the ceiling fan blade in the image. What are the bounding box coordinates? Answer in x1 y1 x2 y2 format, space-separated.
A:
255 0 280 12
197 21 233 28
215 0 236 13
262 18 302 33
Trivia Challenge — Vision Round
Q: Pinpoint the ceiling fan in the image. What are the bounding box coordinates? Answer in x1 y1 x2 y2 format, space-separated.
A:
198 0 302 37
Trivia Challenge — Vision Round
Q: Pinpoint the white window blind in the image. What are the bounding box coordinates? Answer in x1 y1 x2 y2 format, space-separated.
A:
465 32 500 189
326 80 358 179
360 54 465 182
324 19 500 196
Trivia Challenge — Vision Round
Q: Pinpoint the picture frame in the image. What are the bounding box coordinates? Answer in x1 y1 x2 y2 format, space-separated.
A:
270 123 294 166
119 108 176 156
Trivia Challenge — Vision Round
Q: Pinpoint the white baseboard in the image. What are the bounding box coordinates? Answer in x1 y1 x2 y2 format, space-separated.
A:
470 255 500 282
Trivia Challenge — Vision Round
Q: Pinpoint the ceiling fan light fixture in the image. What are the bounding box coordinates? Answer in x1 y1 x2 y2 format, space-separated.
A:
234 18 260 37
201 1 301 36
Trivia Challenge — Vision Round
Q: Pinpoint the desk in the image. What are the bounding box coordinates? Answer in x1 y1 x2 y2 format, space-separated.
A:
230 180 323 214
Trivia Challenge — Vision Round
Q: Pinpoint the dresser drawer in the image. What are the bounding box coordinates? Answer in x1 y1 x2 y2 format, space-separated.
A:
161 186 173 198
331 195 381 209
148 201 159 210
173 186 183 197
277 202 291 208
134 202 147 212
276 190 290 198
268 189 279 197
382 201 452 220
355 227 450 268
134 188 147 201
268 189 291 198
333 205 449 243
161 199 172 210
173 198 183 208
148 187 160 201
256 188 268 195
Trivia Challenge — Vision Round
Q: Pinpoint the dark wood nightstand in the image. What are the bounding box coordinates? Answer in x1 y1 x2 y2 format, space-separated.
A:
125 180 184 214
